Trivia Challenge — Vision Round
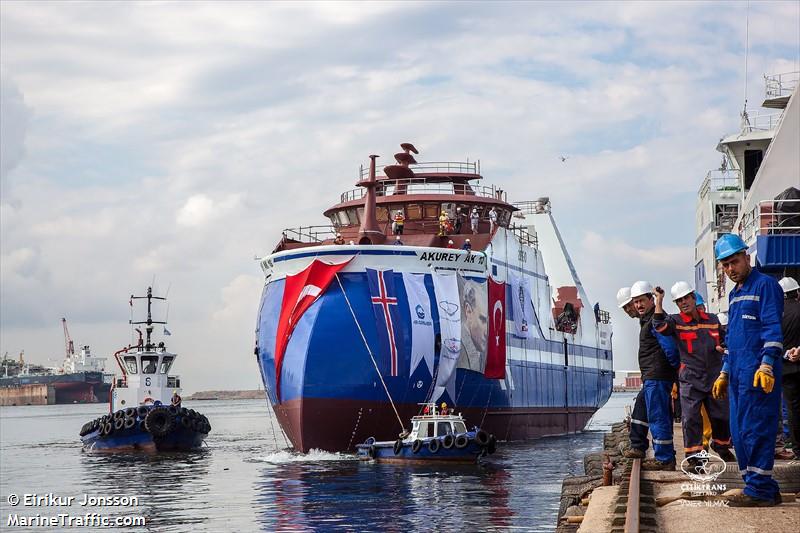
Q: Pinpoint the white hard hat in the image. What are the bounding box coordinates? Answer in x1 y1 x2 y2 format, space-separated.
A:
630 281 653 299
466 238 471 242
616 287 632 308
779 277 799 293
718 312 728 326
448 240 454 244
670 281 694 301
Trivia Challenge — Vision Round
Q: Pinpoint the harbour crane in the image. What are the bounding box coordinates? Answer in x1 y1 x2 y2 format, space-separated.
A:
62 318 74 360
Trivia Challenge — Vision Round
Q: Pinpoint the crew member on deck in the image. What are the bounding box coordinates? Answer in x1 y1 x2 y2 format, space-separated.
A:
711 234 784 507
462 239 472 252
489 207 498 233
653 282 734 463
630 280 679 470
393 210 405 235
470 208 480 234
333 233 345 245
438 211 449 237
394 236 404 246
447 240 455 249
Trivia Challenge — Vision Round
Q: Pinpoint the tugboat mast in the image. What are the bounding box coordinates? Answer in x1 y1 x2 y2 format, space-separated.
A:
130 287 166 351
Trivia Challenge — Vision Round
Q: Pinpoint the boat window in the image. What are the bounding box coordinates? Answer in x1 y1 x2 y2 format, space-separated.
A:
453 421 467 433
329 215 339 228
436 422 453 436
160 356 174 374
406 204 422 220
441 202 456 219
417 422 432 438
346 208 359 225
356 207 365 225
123 356 138 374
376 206 389 222
141 356 158 374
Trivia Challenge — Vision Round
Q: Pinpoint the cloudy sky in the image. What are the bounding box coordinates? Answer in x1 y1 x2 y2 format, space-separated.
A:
1 1 798 392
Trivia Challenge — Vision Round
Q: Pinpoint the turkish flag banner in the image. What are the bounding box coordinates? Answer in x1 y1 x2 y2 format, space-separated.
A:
274 258 351 401
485 277 507 379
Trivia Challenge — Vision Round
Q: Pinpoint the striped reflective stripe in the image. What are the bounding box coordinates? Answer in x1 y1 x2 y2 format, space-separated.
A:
684 445 704 453
712 438 731 445
764 341 783 350
653 439 673 445
731 295 760 304
744 466 773 476
630 419 649 427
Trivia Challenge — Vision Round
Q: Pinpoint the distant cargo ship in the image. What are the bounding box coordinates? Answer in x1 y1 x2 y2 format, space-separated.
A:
255 143 614 452
0 320 113 406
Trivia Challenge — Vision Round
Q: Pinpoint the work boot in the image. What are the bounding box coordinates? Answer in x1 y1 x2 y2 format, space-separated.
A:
641 458 676 471
623 448 645 459
725 492 780 507
711 445 736 462
774 447 794 460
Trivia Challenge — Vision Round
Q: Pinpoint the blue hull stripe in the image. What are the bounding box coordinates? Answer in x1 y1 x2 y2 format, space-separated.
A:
490 258 548 281
273 249 418 263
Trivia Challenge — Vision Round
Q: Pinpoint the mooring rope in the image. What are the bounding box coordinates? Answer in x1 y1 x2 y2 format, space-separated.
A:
335 273 406 432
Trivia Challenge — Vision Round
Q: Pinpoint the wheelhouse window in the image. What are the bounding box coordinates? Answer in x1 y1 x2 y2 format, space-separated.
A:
123 356 138 374
424 204 439 219
436 422 453 436
376 206 389 222
336 210 350 226
417 422 433 438
346 208 359 224
141 356 159 374
406 204 422 220
160 356 174 374
453 421 467 433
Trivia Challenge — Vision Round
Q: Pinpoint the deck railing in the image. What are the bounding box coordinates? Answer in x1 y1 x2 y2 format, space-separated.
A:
698 169 741 198
281 225 337 244
340 177 507 203
764 71 799 99
740 199 800 243
358 161 480 180
742 111 784 133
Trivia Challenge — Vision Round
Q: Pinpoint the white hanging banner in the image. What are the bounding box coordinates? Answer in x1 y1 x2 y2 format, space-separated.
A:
510 273 534 338
402 273 435 377
431 272 461 403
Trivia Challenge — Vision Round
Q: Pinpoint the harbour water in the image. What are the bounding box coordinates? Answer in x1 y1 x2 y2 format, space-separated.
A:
0 392 635 532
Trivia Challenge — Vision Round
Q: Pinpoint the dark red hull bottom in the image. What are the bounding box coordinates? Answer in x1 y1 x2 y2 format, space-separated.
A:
274 398 597 453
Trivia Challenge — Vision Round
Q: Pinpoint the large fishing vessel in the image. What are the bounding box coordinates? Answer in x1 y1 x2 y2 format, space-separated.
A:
694 71 799 313
255 144 614 452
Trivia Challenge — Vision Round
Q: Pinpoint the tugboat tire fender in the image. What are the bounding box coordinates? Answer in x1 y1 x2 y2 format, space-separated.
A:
455 435 469 449
145 408 176 437
101 422 113 437
393 439 404 455
180 416 193 429
123 416 137 430
137 406 150 419
124 407 137 418
412 439 423 453
487 435 497 454
114 418 125 431
475 430 490 446
428 439 441 453
442 434 455 449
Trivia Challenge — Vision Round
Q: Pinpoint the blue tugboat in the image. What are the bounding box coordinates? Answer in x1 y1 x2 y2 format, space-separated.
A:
356 403 496 463
79 288 210 452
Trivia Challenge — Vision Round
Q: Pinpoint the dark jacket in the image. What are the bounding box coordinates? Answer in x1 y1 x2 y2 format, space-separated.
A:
783 298 800 376
653 310 724 392
638 308 678 382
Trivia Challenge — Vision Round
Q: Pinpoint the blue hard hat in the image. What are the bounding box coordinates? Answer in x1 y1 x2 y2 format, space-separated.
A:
694 291 705 307
714 233 747 261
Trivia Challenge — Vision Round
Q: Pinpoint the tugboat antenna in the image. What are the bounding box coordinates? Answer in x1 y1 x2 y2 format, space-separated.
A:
129 286 167 349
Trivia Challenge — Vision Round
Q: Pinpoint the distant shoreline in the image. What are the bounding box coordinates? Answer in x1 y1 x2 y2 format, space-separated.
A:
185 390 265 401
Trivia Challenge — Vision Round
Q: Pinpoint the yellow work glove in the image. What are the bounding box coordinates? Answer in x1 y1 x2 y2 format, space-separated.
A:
753 364 775 394
671 383 678 400
712 372 728 400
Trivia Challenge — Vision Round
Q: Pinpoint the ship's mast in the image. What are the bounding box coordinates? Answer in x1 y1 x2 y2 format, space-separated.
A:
130 287 166 351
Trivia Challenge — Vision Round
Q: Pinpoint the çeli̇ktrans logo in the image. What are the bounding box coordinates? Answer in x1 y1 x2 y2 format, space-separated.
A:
680 450 727 482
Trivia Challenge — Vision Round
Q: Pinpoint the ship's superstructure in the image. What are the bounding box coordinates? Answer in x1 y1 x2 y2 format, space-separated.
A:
695 72 800 313
255 144 613 452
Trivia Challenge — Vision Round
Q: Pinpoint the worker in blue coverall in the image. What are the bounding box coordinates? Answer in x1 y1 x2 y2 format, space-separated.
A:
630 281 680 470
711 234 784 507
617 286 679 462
653 282 735 465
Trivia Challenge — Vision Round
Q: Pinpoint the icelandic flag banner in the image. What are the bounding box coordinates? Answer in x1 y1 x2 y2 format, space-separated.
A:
402 273 435 377
431 272 461 403
485 278 506 379
366 268 404 377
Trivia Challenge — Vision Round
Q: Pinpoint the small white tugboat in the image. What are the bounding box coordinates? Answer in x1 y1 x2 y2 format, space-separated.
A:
356 403 497 463
79 287 210 452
